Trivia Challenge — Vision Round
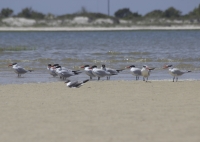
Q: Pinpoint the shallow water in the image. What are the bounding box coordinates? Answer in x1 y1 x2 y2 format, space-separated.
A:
0 30 200 84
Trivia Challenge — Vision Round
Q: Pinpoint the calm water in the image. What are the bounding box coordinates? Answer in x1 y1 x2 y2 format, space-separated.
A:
0 30 200 84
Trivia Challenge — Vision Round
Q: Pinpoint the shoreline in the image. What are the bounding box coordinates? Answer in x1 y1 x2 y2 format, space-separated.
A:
0 79 199 86
1 25 200 31
1 79 200 85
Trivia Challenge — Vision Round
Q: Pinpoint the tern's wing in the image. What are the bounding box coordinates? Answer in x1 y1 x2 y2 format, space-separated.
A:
106 68 118 75
132 69 142 76
85 70 96 77
68 81 79 87
96 69 110 75
16 67 27 74
74 79 89 88
61 71 73 77
171 69 184 76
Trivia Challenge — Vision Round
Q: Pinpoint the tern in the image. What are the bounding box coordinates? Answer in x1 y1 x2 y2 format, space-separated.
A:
8 63 33 77
65 79 89 88
55 65 81 80
101 64 124 80
47 64 58 77
89 65 113 80
80 65 96 80
163 65 191 82
141 65 155 82
126 65 142 80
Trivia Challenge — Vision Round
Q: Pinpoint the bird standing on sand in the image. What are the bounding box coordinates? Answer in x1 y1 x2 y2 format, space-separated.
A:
101 64 124 80
163 65 191 82
126 65 142 80
47 64 58 77
65 79 89 88
8 63 33 77
80 65 96 80
90 65 114 80
141 65 155 82
54 65 81 80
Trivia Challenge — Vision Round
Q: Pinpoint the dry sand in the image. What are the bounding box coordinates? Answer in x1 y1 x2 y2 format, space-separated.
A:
0 81 200 142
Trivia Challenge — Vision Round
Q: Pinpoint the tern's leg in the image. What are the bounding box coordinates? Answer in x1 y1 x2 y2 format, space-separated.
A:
143 77 145 81
98 77 100 81
90 76 92 80
173 77 175 82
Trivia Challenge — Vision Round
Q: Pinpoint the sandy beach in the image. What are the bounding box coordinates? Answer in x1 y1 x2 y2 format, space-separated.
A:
0 80 200 142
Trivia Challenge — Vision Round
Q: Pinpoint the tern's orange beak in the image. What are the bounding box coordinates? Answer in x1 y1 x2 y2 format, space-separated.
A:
125 66 130 69
149 67 155 70
8 64 12 67
163 65 168 69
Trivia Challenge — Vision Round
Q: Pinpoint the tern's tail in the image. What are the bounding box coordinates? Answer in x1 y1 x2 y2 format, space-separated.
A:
82 79 89 83
28 70 34 72
186 71 191 73
116 69 124 73
72 70 82 75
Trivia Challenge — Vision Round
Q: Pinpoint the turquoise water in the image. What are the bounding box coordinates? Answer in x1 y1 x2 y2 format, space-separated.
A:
0 30 200 84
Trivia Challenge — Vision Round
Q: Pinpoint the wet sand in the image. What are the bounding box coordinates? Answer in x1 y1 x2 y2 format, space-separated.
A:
0 81 200 142
1 26 200 31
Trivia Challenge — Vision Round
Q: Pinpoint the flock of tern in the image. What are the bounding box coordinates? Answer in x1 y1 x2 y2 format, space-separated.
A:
8 63 192 88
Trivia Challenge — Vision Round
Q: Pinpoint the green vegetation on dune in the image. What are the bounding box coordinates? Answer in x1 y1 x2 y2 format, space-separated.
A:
1 4 200 20
0 4 199 27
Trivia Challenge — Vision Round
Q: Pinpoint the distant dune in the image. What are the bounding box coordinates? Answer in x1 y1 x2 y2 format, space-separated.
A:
0 17 200 31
